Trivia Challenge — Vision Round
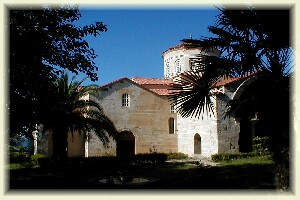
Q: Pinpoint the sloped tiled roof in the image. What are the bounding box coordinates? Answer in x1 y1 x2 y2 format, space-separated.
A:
147 88 175 96
99 77 170 97
131 77 175 96
213 72 257 87
161 39 204 56
101 77 128 88
99 73 254 97
214 76 245 87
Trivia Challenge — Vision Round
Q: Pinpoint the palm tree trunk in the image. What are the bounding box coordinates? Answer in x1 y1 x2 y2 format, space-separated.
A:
266 82 290 190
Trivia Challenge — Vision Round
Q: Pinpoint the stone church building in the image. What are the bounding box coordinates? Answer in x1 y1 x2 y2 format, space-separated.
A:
40 39 256 158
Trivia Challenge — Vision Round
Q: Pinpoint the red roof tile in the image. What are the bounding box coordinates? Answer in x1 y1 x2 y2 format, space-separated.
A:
148 88 174 96
213 72 257 87
131 77 175 96
101 77 128 87
161 40 204 56
213 76 244 87
131 77 173 85
99 77 171 97
99 72 255 97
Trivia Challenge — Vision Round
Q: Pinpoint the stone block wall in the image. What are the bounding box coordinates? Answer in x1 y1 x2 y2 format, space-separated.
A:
176 97 218 157
89 79 178 156
87 132 116 157
38 130 86 158
67 131 85 157
216 86 240 154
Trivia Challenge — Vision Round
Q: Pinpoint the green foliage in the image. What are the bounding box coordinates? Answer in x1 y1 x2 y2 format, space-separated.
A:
45 71 117 160
9 154 45 169
20 154 45 168
8 134 29 158
36 153 188 169
169 69 219 118
211 152 272 162
133 153 168 164
9 5 107 138
217 155 274 166
8 135 29 159
29 154 45 167
168 6 291 190
253 136 270 153
170 7 292 119
38 154 168 169
166 152 188 160
9 147 28 158
8 163 26 170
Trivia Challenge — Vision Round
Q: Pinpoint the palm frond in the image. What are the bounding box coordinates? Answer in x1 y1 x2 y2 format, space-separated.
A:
45 71 118 156
169 70 219 118
72 108 117 145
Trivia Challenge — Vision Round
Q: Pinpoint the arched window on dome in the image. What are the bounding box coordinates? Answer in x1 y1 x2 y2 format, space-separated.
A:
175 59 181 73
122 93 130 107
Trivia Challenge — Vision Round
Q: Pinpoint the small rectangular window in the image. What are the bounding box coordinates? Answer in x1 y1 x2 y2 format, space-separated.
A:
170 103 176 113
122 93 130 107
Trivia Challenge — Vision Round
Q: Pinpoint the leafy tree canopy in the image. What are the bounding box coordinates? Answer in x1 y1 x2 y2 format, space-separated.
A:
9 4 107 137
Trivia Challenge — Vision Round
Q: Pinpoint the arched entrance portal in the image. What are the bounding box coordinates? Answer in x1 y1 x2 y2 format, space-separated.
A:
117 131 135 157
194 133 201 154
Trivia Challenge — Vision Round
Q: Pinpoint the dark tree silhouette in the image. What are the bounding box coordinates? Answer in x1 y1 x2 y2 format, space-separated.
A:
43 71 117 160
9 5 107 138
170 5 293 190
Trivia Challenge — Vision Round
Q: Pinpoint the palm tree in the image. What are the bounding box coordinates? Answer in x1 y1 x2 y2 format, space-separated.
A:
170 5 293 190
42 71 117 160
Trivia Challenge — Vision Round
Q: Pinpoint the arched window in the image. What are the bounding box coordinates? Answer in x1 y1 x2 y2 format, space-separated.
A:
168 117 175 134
122 93 130 107
194 133 201 154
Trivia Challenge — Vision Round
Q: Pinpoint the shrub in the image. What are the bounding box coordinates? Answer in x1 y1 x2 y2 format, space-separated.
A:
30 154 45 167
133 153 168 164
166 152 188 160
253 136 270 153
21 154 45 168
211 152 271 162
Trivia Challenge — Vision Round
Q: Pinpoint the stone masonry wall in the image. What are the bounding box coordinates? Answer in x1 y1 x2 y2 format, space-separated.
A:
216 85 240 153
176 97 218 157
89 79 178 156
38 130 85 158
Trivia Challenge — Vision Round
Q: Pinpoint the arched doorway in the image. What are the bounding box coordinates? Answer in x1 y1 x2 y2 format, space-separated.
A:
117 131 135 157
194 133 201 154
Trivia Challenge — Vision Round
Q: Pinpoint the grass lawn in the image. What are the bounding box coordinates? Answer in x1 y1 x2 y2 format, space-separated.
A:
217 155 274 166
8 163 26 170
7 156 276 190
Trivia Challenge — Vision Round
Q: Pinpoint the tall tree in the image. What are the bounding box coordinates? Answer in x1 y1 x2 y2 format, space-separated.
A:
43 71 117 160
8 5 107 138
170 5 293 190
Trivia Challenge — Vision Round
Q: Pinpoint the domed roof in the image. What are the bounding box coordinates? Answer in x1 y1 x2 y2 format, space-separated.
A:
161 39 203 57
